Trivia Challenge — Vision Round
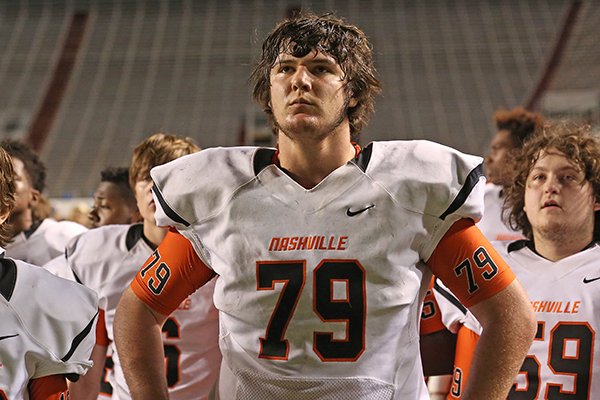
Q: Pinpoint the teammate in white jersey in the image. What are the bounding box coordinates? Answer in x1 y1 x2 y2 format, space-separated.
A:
0 139 87 265
114 13 535 400
42 166 141 397
88 166 140 229
422 107 545 399
0 146 98 400
477 107 543 241
497 121 600 399
68 133 220 400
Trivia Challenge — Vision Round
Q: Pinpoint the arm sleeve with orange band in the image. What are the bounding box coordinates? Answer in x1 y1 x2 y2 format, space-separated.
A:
28 375 68 400
131 230 216 316
426 218 515 308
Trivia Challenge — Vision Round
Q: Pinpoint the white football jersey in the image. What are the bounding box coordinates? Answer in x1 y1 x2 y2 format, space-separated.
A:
477 184 523 241
494 240 600 399
150 140 486 399
0 253 98 399
66 224 220 400
5 218 88 265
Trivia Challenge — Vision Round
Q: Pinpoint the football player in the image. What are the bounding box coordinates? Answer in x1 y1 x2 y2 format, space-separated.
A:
0 139 88 265
499 121 600 399
67 133 220 400
478 107 543 240
115 13 535 400
0 146 98 399
88 166 140 228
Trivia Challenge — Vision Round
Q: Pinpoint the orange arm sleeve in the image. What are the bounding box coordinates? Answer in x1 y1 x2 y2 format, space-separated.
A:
131 230 216 316
28 375 68 400
426 218 515 308
95 308 110 346
420 276 446 335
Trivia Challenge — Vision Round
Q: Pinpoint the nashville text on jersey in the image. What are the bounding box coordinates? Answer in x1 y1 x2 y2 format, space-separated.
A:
269 235 348 252
531 300 581 314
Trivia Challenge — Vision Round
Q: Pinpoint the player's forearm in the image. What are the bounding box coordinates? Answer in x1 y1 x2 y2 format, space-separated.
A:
462 281 536 400
68 344 107 400
114 287 169 399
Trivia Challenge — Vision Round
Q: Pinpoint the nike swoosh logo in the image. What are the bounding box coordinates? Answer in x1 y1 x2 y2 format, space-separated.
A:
346 204 375 217
0 334 19 341
583 276 600 284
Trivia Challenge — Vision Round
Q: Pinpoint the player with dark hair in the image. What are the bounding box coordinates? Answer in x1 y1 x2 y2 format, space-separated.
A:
115 14 535 399
0 139 88 265
88 166 140 228
478 107 544 241
0 146 99 399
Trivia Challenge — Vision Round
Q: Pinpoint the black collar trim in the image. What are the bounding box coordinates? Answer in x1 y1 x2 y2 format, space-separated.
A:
253 148 277 176
0 258 17 301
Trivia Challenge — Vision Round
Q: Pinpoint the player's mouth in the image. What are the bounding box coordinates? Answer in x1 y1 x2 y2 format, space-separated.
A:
289 98 313 107
542 200 560 209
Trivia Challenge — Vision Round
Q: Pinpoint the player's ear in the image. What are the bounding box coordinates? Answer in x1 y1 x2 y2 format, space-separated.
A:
0 208 10 225
29 188 41 207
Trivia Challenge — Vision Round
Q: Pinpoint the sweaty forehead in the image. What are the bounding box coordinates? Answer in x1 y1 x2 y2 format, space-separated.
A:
275 50 336 63
532 149 581 171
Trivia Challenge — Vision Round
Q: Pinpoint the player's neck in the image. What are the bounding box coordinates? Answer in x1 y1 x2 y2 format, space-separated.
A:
143 220 167 249
532 230 594 261
7 209 33 237
276 131 357 189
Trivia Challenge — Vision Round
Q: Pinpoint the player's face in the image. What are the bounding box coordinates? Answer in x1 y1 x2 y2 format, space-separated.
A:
524 149 599 242
10 157 38 214
485 130 514 185
134 178 156 225
269 50 357 139
88 182 138 228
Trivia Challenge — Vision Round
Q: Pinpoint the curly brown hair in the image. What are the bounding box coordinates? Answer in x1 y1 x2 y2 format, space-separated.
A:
129 133 200 189
0 147 16 246
494 107 544 148
249 13 381 142
503 120 600 239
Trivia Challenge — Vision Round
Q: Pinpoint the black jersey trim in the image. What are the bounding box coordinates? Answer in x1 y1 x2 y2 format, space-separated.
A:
126 224 144 251
353 142 373 172
253 148 277 176
0 258 17 301
433 278 467 315
439 163 484 220
61 310 98 362
23 219 43 239
151 185 190 227
507 239 531 253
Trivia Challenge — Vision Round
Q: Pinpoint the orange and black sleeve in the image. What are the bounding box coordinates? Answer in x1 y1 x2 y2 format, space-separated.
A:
426 218 515 308
131 230 216 316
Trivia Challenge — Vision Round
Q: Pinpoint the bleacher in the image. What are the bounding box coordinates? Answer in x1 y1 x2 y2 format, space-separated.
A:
0 0 583 198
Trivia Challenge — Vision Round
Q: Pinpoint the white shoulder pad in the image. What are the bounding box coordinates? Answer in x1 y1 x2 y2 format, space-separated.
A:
151 147 261 229
65 224 130 282
365 140 485 221
42 219 88 251
10 259 98 375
